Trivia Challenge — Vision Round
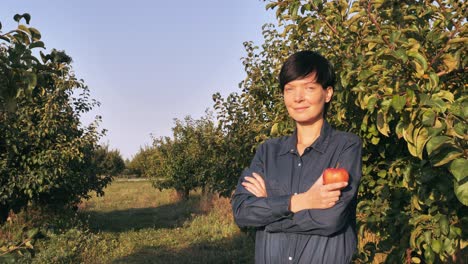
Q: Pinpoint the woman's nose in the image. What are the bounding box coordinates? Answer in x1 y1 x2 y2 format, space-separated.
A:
294 88 304 102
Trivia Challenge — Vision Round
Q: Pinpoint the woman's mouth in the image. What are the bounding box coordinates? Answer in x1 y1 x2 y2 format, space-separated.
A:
293 107 309 112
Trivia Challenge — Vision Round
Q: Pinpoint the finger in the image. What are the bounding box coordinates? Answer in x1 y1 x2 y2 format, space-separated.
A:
324 196 340 203
243 182 266 197
327 190 341 198
241 183 257 196
244 176 263 190
252 173 266 190
244 176 260 187
324 182 348 191
243 185 258 196
323 197 339 207
242 181 262 196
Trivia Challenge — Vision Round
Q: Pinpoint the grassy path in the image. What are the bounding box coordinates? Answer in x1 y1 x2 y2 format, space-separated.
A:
78 181 254 263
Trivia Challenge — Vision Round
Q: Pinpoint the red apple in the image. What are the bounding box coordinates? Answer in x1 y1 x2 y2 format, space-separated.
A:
323 168 349 184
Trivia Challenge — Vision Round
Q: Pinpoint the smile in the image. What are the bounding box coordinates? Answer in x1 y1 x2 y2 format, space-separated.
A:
293 107 309 112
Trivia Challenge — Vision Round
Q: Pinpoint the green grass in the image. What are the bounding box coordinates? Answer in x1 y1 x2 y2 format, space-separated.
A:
78 181 254 263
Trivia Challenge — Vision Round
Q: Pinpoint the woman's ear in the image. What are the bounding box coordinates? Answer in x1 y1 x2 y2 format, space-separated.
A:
325 86 334 103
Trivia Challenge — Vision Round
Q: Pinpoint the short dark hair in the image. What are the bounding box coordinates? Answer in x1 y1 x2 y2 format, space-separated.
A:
279 51 336 92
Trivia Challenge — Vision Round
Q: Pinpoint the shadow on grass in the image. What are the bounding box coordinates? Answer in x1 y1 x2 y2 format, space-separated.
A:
111 232 255 264
81 196 205 233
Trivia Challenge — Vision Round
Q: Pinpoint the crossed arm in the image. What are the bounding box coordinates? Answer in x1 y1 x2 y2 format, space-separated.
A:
242 172 347 212
232 139 362 236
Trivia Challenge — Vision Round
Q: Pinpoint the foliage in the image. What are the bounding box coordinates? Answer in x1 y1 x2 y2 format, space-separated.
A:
149 113 223 200
125 145 156 178
0 14 110 224
0 13 41 112
212 89 282 196
212 0 467 263
92 144 125 177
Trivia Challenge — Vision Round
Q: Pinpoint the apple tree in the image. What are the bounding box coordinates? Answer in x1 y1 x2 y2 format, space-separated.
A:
92 144 125 177
213 1 466 263
149 114 222 200
0 14 110 223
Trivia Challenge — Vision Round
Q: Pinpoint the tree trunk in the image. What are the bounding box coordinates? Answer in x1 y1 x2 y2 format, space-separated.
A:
176 188 189 201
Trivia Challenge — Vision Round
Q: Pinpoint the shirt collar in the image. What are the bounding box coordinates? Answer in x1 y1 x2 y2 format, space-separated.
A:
278 120 332 156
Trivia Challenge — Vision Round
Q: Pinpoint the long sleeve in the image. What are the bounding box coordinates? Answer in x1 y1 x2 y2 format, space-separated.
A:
231 143 293 228
265 137 362 236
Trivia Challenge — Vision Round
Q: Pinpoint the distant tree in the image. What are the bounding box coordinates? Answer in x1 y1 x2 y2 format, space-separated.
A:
126 146 154 178
92 144 125 177
149 113 222 200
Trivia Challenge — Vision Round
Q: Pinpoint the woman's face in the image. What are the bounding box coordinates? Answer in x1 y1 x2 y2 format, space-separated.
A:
283 72 333 126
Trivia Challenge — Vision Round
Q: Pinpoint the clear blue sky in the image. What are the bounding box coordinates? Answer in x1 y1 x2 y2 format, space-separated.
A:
1 0 276 159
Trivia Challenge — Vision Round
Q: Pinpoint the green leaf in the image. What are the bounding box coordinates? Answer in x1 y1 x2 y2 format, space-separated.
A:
432 239 442 253
454 180 468 206
408 50 428 71
358 70 375 81
22 13 31 24
18 24 30 34
395 120 407 139
270 123 279 136
447 37 468 44
387 49 408 62
424 231 432 244
442 53 458 72
13 14 22 22
453 122 465 138
371 136 380 145
426 119 446 137
433 90 454 103
391 95 406 112
29 27 41 40
413 61 425 78
431 147 463 167
426 98 447 112
411 195 422 211
25 72 37 90
428 72 439 90
378 170 386 178
439 215 449 236
421 110 436 126
424 245 435 264
377 110 390 136
29 41 45 49
367 96 378 112
425 136 451 155
449 159 468 182
414 128 429 159
26 228 39 239
403 122 415 144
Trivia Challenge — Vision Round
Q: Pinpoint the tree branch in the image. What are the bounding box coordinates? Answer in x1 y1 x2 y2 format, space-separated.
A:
430 0 462 66
366 1 395 50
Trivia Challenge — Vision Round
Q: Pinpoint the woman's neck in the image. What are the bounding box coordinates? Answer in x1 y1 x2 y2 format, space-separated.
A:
296 119 324 147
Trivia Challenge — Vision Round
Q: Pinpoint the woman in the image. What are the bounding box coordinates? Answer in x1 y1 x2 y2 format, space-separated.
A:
232 51 362 263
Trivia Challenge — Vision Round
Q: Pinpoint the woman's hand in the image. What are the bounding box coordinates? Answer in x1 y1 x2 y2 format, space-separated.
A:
241 172 267 197
290 174 347 213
